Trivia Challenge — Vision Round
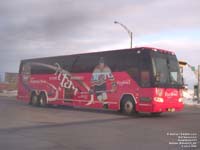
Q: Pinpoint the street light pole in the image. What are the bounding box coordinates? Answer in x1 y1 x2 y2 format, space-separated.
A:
198 65 200 103
130 32 133 49
114 21 133 48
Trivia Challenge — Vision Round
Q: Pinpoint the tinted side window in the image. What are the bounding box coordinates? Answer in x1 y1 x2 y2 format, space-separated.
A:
26 55 77 74
120 51 139 82
31 65 55 74
139 51 152 87
71 54 99 73
20 62 31 75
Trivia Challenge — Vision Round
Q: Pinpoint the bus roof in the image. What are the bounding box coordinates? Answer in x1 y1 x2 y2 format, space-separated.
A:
141 46 175 55
21 47 175 62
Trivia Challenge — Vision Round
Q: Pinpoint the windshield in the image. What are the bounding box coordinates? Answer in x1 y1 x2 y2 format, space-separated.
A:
152 52 183 88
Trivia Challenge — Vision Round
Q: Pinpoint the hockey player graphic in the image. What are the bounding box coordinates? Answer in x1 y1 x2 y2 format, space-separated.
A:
90 57 117 107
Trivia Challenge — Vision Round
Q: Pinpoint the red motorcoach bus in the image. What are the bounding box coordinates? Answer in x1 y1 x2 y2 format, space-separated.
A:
17 47 184 115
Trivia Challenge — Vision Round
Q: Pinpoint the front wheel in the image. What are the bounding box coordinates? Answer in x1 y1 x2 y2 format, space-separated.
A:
121 97 136 115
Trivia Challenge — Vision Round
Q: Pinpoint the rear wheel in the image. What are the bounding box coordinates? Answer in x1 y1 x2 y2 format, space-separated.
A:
121 96 136 115
39 92 48 107
30 92 39 106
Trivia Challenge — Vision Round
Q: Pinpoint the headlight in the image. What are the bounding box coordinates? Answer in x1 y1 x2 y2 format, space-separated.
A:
178 98 183 102
154 97 164 103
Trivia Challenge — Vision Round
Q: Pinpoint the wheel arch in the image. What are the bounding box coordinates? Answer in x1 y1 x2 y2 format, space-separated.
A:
30 90 40 97
30 90 48 103
119 94 137 110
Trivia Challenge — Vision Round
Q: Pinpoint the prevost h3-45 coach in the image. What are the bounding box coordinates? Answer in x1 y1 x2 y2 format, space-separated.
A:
17 47 184 115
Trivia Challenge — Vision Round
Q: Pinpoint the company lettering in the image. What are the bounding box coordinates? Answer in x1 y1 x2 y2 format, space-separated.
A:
117 80 131 86
165 91 178 97
54 63 78 95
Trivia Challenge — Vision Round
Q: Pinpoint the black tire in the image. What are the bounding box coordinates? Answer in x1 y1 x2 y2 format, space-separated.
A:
38 92 48 107
121 96 136 115
30 92 39 106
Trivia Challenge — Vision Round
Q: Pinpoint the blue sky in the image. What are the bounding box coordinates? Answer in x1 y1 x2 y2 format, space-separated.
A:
0 0 200 87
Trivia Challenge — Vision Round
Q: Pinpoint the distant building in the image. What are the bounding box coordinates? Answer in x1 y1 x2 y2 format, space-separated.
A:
179 60 187 75
0 72 18 91
5 72 18 84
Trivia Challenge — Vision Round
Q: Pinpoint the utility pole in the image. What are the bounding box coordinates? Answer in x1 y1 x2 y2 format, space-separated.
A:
114 21 133 48
198 65 200 103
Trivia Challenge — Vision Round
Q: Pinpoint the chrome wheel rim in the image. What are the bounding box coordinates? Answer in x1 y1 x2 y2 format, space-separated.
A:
124 101 133 113
32 95 38 105
40 97 45 106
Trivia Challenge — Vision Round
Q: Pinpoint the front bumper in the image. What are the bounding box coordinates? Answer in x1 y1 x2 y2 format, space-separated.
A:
152 102 184 113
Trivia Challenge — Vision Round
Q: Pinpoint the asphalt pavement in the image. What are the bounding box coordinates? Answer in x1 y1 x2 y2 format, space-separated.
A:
0 96 199 150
